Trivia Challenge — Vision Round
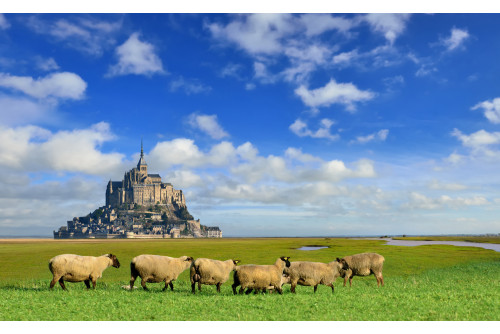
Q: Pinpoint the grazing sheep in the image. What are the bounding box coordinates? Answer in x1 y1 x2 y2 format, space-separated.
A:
49 253 120 290
337 253 385 287
283 260 343 294
232 256 291 295
190 258 240 294
130 255 193 291
255 274 290 294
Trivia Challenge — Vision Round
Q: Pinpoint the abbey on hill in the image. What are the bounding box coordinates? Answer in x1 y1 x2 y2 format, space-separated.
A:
53 143 222 239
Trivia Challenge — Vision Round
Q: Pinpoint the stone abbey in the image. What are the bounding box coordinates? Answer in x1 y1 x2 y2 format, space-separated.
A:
53 142 222 239
106 143 186 209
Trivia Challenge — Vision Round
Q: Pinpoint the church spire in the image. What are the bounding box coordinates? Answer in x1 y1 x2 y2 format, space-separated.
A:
137 138 147 170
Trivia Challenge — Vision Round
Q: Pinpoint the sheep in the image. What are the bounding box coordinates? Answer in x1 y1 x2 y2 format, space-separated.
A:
232 256 290 295
48 253 120 290
283 260 343 294
337 252 385 287
254 274 290 294
190 258 240 294
130 254 193 291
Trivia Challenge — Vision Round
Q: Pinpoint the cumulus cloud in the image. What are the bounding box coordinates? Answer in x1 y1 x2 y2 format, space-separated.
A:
363 14 411 45
428 180 468 191
0 122 125 175
452 128 500 148
441 28 469 51
289 118 339 141
472 97 500 124
35 57 60 72
294 78 375 112
352 129 389 144
107 32 164 77
299 14 356 36
0 72 87 100
187 113 229 140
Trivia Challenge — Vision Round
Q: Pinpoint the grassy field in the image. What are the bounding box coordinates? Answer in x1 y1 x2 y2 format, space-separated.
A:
0 237 499 321
392 235 500 244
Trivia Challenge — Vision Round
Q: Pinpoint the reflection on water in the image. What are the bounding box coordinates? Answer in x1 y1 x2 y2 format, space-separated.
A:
297 246 328 251
384 239 500 252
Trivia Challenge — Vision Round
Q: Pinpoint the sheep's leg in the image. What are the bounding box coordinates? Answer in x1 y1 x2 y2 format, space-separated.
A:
162 281 169 292
49 276 60 290
245 288 253 295
84 280 91 289
91 278 97 289
314 284 318 293
231 283 238 295
380 275 384 286
349 276 353 287
290 281 297 293
141 278 149 291
276 286 283 295
343 276 348 287
198 281 201 291
326 283 334 293
169 282 174 291
191 282 196 294
58 277 67 291
130 276 137 290
238 287 245 294
216 283 221 293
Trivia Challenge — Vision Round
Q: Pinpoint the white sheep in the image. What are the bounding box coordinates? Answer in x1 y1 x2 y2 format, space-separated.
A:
232 256 291 295
337 253 385 287
190 258 240 294
283 260 343 293
130 254 193 291
48 253 120 290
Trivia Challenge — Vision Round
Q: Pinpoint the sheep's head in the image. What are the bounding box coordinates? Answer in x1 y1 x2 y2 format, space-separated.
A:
280 256 291 268
108 254 120 268
337 257 349 270
184 256 194 262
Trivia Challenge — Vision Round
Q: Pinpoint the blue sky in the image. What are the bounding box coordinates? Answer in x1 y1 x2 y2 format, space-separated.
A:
1 10 500 236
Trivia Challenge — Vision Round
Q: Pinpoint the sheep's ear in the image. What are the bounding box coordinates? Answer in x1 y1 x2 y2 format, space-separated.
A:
185 256 193 261
233 260 240 265
336 258 341 262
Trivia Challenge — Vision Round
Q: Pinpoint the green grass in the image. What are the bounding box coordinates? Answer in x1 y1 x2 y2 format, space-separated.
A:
392 236 500 244
0 238 499 321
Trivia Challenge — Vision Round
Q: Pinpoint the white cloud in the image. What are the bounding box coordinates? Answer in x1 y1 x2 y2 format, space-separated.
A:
107 32 164 77
441 28 469 51
26 16 122 56
403 192 489 210
452 128 500 148
0 14 10 29
0 122 125 175
206 14 296 55
187 113 229 140
352 129 389 144
299 14 356 36
289 118 339 141
333 49 359 65
169 76 212 95
363 14 411 45
472 97 500 124
428 180 468 191
294 78 375 112
35 57 60 72
0 72 87 100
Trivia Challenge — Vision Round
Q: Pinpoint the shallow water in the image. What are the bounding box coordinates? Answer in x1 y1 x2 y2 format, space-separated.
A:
384 239 500 252
297 246 328 251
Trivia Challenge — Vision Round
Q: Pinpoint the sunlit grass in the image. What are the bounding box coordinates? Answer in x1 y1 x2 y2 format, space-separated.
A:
0 238 498 320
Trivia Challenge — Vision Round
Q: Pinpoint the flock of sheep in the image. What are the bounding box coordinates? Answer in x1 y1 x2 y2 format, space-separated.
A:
48 252 385 294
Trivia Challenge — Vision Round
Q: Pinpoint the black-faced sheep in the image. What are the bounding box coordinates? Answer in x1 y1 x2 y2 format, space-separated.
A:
337 252 385 287
190 258 240 294
232 256 291 295
48 253 120 290
130 254 193 291
283 260 343 293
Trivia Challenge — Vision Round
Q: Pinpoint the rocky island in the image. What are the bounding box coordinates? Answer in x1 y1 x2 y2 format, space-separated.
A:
53 143 222 239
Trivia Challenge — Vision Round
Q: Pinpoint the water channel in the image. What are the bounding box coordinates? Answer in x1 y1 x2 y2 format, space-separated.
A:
383 238 500 252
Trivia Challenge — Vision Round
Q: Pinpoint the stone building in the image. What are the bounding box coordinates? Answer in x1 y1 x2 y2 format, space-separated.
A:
106 142 186 208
